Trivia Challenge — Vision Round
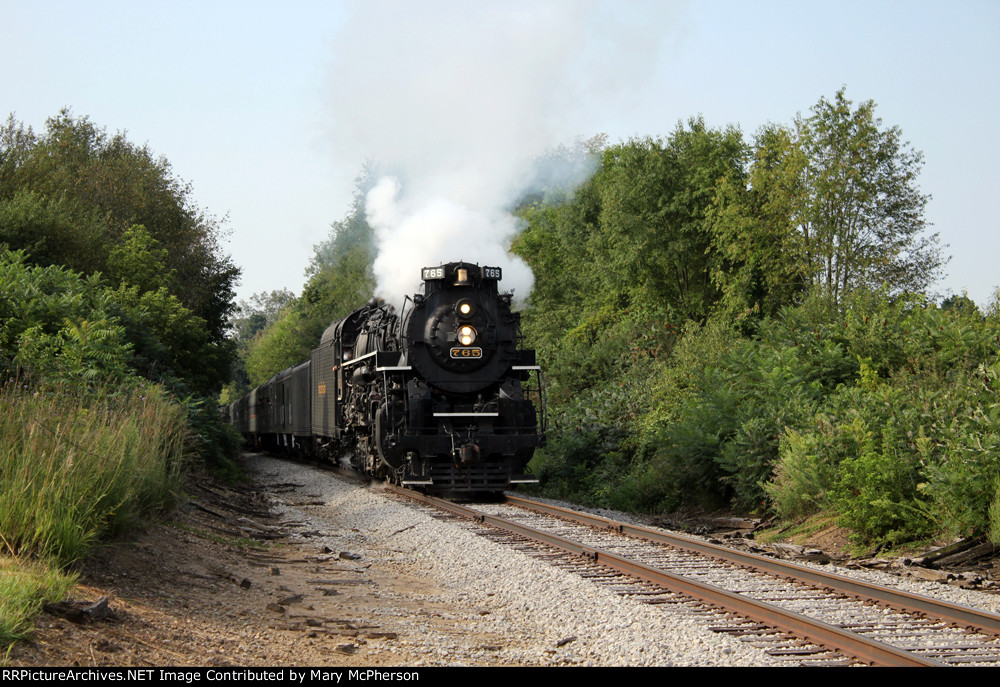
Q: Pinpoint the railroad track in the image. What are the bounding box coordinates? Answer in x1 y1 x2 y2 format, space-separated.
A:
385 485 1000 667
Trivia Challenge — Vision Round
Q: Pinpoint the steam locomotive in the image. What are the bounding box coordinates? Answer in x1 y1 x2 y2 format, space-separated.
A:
228 261 545 495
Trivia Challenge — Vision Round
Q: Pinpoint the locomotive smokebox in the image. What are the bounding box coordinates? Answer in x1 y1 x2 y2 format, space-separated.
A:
459 444 480 463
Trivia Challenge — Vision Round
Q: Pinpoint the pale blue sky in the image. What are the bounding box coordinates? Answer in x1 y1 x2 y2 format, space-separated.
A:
3 0 997 306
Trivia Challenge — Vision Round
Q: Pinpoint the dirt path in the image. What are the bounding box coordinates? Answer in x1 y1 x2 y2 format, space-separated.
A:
7 459 507 667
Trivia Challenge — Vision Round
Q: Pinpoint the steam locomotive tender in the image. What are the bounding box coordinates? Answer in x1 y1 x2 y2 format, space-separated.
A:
230 262 545 495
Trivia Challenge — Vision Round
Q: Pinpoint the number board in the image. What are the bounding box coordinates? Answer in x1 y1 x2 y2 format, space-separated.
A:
450 347 483 359
420 266 503 280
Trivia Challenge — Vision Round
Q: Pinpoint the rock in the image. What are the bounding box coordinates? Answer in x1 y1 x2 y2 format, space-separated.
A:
43 597 113 624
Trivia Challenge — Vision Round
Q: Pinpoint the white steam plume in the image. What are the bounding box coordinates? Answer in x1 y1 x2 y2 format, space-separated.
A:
325 0 681 304
365 177 535 301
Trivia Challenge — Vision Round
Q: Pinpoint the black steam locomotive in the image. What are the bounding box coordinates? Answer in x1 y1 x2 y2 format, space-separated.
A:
228 261 545 494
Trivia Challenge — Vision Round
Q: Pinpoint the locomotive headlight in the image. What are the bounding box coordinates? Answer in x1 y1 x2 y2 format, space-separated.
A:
456 299 475 317
458 325 477 346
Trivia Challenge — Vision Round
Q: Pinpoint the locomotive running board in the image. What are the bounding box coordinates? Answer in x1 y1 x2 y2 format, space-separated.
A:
508 479 540 484
401 480 434 486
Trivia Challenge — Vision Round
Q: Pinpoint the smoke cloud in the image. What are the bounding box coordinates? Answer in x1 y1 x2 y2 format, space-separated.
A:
325 0 681 303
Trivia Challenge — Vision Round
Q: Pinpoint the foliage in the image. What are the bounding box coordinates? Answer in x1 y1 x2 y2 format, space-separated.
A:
636 308 846 512
795 88 943 298
106 225 174 291
765 300 1000 547
516 119 746 343
110 282 233 394
179 394 244 478
708 88 944 311
220 288 295 403
514 119 745 425
0 250 133 385
0 246 233 396
229 289 296 346
706 124 812 321
0 382 187 564
989 481 1000 547
0 111 239 393
511 89 991 551
825 384 936 546
592 120 747 322
0 112 245 647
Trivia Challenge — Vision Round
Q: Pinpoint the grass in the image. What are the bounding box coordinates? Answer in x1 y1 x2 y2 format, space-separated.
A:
0 382 187 564
755 512 841 544
0 556 77 656
0 381 193 655
754 511 946 558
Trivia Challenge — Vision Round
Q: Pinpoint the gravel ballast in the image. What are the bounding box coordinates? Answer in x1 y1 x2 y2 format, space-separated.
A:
246 454 1000 667
247 454 791 666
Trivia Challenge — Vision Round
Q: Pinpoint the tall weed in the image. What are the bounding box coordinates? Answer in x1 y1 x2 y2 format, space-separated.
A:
0 382 187 564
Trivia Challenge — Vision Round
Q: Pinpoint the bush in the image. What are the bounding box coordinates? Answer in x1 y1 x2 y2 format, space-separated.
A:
989 481 1000 547
766 412 865 519
768 312 1000 547
833 419 935 547
0 250 133 385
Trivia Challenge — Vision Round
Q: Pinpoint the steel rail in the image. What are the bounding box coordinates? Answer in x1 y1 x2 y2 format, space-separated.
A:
505 494 1000 638
388 486 942 667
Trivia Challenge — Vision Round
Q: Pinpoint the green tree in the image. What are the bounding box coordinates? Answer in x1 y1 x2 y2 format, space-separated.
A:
0 189 107 274
0 110 239 392
230 289 296 345
106 225 174 291
514 119 745 404
0 111 239 352
797 88 943 299
709 89 944 310
940 292 981 319
594 119 747 322
707 124 812 321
